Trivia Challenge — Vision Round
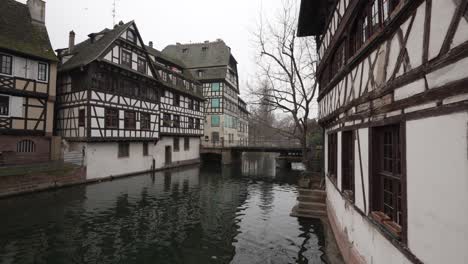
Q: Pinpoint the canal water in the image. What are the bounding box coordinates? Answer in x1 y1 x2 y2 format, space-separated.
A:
0 154 329 264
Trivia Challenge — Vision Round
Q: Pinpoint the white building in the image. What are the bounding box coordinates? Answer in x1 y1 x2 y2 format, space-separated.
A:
298 0 468 263
55 21 204 179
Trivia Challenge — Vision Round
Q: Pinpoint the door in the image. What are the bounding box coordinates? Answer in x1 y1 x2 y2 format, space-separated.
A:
165 146 172 165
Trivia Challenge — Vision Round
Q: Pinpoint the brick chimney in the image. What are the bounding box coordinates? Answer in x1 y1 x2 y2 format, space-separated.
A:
149 41 153 48
69 31 75 53
27 0 46 25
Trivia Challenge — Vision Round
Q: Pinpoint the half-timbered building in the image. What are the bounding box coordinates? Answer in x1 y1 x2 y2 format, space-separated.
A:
162 40 249 146
299 0 468 263
55 21 203 179
0 0 59 165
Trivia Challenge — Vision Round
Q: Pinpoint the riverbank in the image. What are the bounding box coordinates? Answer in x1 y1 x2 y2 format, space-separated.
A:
0 159 200 199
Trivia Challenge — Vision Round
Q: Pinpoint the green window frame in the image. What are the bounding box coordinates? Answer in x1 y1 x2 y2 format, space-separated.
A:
211 115 220 127
212 83 220 92
211 98 220 108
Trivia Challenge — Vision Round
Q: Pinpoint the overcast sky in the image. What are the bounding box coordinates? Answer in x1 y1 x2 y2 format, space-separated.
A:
18 0 289 98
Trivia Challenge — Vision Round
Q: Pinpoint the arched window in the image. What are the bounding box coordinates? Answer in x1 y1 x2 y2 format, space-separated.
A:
17 140 36 153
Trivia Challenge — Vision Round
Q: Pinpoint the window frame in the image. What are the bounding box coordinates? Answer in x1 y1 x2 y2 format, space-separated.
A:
105 108 119 129
0 54 12 75
211 115 220 127
121 50 132 68
118 142 130 158
37 62 48 81
126 30 136 44
137 57 147 74
173 137 180 152
0 96 9 116
143 142 149 156
173 114 180 128
341 130 355 202
124 110 136 130
140 112 151 130
327 133 338 182
162 113 171 127
184 137 190 151
370 123 406 241
78 109 85 127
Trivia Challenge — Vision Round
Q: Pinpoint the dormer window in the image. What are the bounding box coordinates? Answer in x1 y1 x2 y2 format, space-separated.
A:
197 70 204 78
0 54 12 75
127 30 136 44
202 47 208 52
182 48 188 53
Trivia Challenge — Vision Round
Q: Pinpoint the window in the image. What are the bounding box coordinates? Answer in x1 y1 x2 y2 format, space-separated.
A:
202 47 208 52
122 50 132 68
137 57 147 74
342 131 355 201
195 118 201 129
143 142 148 156
173 115 180 128
184 137 190 151
188 117 194 129
124 111 136 129
327 133 338 181
211 98 220 108
174 94 180 107
38 63 47 81
383 0 401 22
173 137 180 152
211 115 220 127
0 54 12 75
182 48 188 53
78 109 85 127
127 30 136 43
105 108 119 128
194 101 200 111
17 140 36 152
371 124 404 237
188 99 193 110
118 142 130 158
197 70 204 78
163 113 171 127
212 83 220 92
140 112 150 130
0 96 9 116
370 0 381 33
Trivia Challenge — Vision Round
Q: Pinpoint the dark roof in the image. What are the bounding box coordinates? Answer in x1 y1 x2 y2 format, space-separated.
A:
297 0 337 37
0 0 57 61
162 40 235 69
145 45 197 80
59 21 133 72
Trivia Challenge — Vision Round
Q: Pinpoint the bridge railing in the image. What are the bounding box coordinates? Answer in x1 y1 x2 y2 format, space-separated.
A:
201 139 302 149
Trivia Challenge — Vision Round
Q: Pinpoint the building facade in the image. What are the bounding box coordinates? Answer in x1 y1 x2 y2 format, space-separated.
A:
162 40 249 146
55 21 204 179
299 0 468 263
0 0 58 165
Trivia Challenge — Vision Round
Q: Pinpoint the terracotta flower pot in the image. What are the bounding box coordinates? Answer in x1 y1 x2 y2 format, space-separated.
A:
371 211 390 224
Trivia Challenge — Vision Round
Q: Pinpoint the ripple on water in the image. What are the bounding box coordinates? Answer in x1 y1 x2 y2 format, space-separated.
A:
0 165 328 264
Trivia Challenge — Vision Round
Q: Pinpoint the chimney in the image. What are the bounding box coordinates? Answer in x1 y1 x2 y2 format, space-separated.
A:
149 41 153 48
69 31 75 52
27 0 46 25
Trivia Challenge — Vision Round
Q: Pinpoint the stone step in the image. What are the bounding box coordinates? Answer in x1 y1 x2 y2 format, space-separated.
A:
298 201 327 211
296 208 327 218
297 195 326 203
298 189 326 197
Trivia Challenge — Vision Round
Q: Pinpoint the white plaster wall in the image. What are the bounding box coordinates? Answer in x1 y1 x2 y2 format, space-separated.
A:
327 178 413 264
429 0 457 60
85 142 154 179
406 112 468 264
152 137 200 169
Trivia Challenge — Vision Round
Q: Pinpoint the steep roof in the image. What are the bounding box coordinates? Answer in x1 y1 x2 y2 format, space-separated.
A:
297 0 338 36
162 40 235 69
0 0 57 61
59 21 133 72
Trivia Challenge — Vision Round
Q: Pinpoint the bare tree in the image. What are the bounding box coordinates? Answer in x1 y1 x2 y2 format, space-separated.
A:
250 0 319 166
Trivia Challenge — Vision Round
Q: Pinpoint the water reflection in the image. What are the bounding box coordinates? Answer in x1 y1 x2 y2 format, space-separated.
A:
0 165 326 264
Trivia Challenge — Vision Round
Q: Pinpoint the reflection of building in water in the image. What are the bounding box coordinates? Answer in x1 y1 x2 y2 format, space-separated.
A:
241 152 279 177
